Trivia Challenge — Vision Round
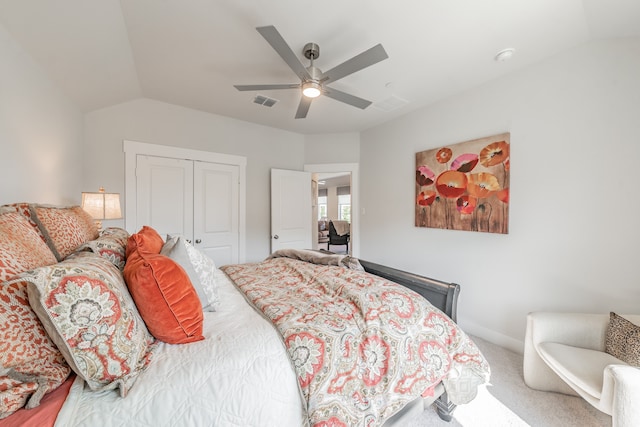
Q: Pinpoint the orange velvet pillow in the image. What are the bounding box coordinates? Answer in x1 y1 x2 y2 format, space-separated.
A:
125 226 164 258
123 248 204 344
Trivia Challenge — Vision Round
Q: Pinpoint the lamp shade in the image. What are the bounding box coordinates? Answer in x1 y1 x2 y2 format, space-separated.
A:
81 187 122 220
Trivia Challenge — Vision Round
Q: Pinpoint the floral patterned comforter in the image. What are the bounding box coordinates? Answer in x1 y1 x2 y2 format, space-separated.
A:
221 256 490 427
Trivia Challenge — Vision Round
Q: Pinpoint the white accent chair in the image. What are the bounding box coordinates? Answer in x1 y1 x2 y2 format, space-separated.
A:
524 312 640 427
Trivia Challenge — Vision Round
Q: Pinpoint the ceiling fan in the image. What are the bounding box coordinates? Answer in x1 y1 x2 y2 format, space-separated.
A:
234 26 388 119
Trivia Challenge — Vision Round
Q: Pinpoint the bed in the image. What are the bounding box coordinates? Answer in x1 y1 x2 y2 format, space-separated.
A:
55 252 487 427
0 207 489 427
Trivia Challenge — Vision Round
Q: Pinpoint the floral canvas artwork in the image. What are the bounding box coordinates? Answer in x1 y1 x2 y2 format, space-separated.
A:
415 133 510 234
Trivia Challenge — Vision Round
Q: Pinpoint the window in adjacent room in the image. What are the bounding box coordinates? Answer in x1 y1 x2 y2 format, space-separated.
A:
337 186 351 222
318 189 327 220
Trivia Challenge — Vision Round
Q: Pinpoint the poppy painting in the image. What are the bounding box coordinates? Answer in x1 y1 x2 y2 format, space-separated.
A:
415 132 510 234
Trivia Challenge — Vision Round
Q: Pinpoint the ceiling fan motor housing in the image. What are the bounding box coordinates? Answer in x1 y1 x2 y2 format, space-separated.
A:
303 42 320 60
306 66 322 81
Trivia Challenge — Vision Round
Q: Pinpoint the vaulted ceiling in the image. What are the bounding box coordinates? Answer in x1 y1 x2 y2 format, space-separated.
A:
1 0 638 134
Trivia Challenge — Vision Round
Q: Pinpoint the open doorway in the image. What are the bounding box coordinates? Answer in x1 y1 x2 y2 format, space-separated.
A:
316 172 351 254
304 163 359 256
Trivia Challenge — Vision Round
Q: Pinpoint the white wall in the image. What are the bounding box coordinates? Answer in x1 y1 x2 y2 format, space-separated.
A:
360 37 640 352
0 24 83 205
83 98 305 262
304 133 360 164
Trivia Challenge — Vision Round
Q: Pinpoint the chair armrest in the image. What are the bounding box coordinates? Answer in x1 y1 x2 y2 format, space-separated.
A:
526 312 609 351
609 365 640 427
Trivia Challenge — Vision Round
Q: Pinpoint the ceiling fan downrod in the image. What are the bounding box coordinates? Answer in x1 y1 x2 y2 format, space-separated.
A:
302 42 322 98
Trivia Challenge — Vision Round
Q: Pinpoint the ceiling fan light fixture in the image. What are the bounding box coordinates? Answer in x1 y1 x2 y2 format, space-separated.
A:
302 81 321 98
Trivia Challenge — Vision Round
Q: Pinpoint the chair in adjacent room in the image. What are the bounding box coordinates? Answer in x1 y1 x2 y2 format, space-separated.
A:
327 220 350 253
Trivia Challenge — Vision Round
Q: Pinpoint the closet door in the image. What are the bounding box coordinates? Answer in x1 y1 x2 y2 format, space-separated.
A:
136 155 194 241
193 161 239 266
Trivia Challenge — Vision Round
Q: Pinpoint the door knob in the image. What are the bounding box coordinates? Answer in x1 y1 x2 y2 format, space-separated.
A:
273 235 279 239
195 239 202 244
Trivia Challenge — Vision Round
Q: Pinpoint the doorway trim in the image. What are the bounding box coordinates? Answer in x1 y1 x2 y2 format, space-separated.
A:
304 163 359 256
123 139 247 262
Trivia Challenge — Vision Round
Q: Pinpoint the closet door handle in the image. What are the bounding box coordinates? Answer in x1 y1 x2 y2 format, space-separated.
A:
195 239 202 244
273 235 279 239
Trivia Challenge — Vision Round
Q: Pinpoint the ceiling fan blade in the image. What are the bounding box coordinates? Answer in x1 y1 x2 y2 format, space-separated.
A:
295 96 312 119
234 84 299 91
320 44 388 84
323 87 372 109
256 26 311 81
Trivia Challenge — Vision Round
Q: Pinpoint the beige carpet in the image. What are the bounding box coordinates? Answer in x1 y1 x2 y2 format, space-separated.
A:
406 336 611 427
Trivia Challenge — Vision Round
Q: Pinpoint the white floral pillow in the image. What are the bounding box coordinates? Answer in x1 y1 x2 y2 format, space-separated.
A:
162 235 219 311
184 242 219 310
15 252 156 397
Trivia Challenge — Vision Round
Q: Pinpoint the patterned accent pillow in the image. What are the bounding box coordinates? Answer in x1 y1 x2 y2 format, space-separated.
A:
100 227 130 246
161 235 219 311
77 227 130 271
16 252 156 397
0 280 71 419
124 247 204 344
606 312 640 367
0 203 45 243
28 205 99 261
125 226 164 258
0 210 57 283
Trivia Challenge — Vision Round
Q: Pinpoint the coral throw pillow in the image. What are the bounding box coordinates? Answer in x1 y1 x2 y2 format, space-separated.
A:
124 244 204 344
125 226 164 258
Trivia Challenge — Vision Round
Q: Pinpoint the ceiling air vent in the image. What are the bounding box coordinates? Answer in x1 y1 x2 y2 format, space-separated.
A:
253 95 278 107
372 95 409 112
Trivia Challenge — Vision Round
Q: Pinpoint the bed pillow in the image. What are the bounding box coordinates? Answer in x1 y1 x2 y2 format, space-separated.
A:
28 205 99 261
0 280 71 419
100 227 130 246
605 312 640 367
125 226 164 258
0 209 57 283
161 236 219 311
124 247 204 344
18 252 156 397
76 227 130 271
0 203 45 243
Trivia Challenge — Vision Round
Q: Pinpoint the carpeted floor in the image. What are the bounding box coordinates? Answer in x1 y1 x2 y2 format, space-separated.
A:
406 336 611 427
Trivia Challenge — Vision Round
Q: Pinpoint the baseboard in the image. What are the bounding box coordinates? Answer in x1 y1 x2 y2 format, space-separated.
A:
457 317 524 354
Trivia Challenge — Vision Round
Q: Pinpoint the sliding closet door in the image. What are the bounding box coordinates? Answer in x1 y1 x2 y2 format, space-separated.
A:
193 161 239 266
135 155 194 240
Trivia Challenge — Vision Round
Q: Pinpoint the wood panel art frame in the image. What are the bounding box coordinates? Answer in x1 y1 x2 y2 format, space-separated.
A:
415 133 510 234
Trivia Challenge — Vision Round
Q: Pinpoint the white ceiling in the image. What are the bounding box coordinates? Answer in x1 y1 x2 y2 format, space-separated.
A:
1 0 638 135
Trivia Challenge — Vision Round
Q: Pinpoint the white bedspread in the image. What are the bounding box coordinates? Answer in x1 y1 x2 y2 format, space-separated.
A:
55 269 306 427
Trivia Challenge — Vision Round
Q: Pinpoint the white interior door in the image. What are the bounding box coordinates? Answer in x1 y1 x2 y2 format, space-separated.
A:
136 155 193 240
194 161 239 267
271 169 312 252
